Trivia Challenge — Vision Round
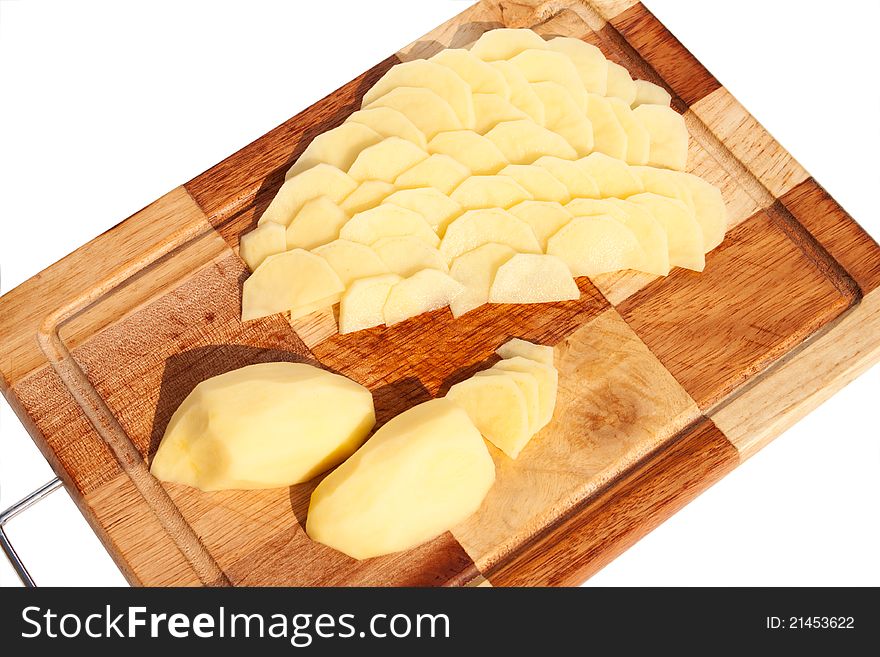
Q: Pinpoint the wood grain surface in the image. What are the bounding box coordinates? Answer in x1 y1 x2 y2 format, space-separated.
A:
0 0 878 586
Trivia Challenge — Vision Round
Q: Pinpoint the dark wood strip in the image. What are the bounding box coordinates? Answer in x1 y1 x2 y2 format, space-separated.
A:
486 418 738 586
780 178 880 295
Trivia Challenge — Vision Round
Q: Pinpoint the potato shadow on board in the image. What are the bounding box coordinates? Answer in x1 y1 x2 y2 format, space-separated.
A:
148 345 315 464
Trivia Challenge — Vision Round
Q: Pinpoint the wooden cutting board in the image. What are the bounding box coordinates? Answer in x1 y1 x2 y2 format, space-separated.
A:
2 0 879 587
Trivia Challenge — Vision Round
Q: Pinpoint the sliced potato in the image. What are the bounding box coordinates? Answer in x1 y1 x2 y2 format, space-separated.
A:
546 214 645 276
534 156 600 198
500 164 570 204
546 36 608 96
440 208 541 260
286 122 382 178
345 106 427 150
340 180 394 215
373 236 449 277
383 269 465 325
446 372 531 459
469 27 548 61
340 204 439 247
578 152 644 198
365 87 462 139
627 193 704 270
449 242 516 317
348 136 428 183
632 79 671 108
361 60 475 128
428 130 508 175
677 171 727 251
477 368 540 434
608 96 650 165
605 61 637 106
239 222 286 271
312 239 390 287
485 119 577 164
488 253 580 304
509 49 587 112
451 174 533 210
286 196 348 250
531 81 594 156
289 293 340 320
585 94 628 161
472 92 528 133
382 187 462 234
394 153 470 195
496 337 554 367
633 165 693 207
259 164 357 226
430 48 510 96
491 355 558 430
509 200 573 251
242 249 344 321
632 104 688 170
489 60 546 125
338 273 402 334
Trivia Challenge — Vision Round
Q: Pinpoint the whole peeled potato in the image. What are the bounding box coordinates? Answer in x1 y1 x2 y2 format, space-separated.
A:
150 362 375 491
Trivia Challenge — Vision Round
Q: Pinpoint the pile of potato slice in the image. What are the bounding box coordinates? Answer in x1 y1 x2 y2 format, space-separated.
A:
240 28 727 331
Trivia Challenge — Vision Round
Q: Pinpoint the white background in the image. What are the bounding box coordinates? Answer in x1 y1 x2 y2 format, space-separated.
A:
0 0 877 587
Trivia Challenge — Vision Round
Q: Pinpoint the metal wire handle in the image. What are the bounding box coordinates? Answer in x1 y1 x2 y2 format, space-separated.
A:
0 477 63 587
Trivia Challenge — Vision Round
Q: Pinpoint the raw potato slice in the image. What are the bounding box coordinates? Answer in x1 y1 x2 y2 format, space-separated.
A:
477 368 541 434
633 165 695 214
566 197 669 275
151 363 375 491
338 273 401 334
547 36 608 96
488 253 580 304
362 60 475 128
373 236 449 277
286 196 348 250
348 137 428 183
578 152 644 198
605 61 637 106
365 87 462 139
632 104 688 170
492 356 558 430
490 60 546 125
470 27 548 61
340 180 394 215
585 94 628 161
345 107 427 150
313 239 389 287
383 269 465 325
546 214 645 276
627 193 705 271
259 164 357 226
531 81 595 156
534 156 600 198
496 337 554 367
447 373 531 459
440 208 541 259
242 249 344 321
340 205 439 248
286 122 382 178
608 97 650 165
451 175 533 210
394 154 470 195
290 294 340 320
239 222 286 271
509 50 588 112
485 120 577 164
430 48 510 96
509 200 573 250
306 398 495 560
428 130 508 175
677 172 727 251
632 79 671 108
472 93 528 133
382 188 462 234
500 164 570 204
449 242 516 317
